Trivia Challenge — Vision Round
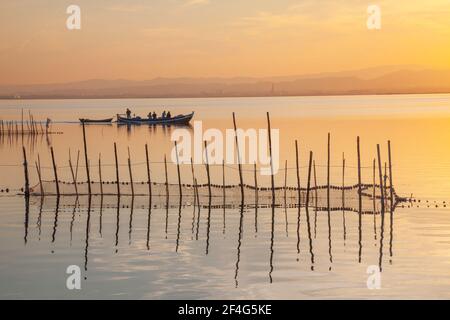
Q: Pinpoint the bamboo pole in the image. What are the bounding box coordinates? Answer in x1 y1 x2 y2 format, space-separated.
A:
50 147 59 196
357 136 362 214
222 159 226 202
190 157 196 187
314 160 318 207
327 132 330 209
357 137 362 263
254 161 258 201
377 144 385 213
75 150 80 182
69 157 78 196
145 144 152 198
37 154 43 195
284 160 288 202
127 147 134 196
98 153 103 196
204 141 211 198
114 143 120 196
232 112 244 199
295 140 301 204
266 112 275 199
341 154 345 207
306 151 313 207
35 161 43 196
22 147 30 196
175 141 182 197
384 162 388 208
388 140 393 207
82 123 91 195
164 154 169 198
373 158 376 213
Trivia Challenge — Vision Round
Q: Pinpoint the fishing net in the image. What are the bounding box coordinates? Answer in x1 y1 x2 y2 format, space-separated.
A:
30 180 400 214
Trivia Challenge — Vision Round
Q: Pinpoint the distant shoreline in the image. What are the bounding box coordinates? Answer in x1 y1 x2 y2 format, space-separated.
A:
2 90 450 100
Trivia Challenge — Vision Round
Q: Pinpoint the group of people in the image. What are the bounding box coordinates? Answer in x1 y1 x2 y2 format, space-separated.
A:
125 108 171 120
147 110 171 120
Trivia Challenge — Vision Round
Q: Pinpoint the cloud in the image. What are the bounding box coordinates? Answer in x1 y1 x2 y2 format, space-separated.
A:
108 4 151 13
183 0 210 6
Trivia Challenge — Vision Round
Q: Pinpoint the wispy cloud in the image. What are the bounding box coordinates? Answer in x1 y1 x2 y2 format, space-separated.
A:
108 4 152 13
183 0 210 7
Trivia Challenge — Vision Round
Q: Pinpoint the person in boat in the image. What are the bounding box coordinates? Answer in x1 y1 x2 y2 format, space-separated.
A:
162 110 166 118
147 112 152 119
126 108 131 119
152 111 157 119
166 111 171 118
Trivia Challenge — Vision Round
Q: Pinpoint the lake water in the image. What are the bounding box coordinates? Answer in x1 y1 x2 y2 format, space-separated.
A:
1 94 450 299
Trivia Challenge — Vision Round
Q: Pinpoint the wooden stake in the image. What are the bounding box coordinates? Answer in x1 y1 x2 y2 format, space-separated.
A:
37 154 43 195
175 141 182 197
357 137 362 262
295 140 301 204
377 144 385 213
75 150 80 182
254 161 258 201
145 144 152 198
306 151 313 207
327 132 330 209
98 153 103 196
69 157 78 196
190 157 196 187
284 160 288 202
357 136 362 215
82 123 91 195
22 147 30 196
266 112 275 199
341 153 345 207
314 160 318 207
204 141 211 198
127 147 134 196
222 159 226 202
50 147 59 196
232 112 244 199
373 158 376 213
164 154 169 197
35 161 43 196
388 140 393 208
114 143 120 196
384 162 388 208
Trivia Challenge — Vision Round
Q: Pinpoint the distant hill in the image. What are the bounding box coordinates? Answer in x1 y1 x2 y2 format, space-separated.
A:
2 66 450 99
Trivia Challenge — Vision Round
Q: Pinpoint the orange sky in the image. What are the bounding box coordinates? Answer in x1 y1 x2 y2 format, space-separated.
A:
1 0 450 85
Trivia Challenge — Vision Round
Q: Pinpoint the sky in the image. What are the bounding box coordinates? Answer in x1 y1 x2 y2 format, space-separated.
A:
1 0 450 85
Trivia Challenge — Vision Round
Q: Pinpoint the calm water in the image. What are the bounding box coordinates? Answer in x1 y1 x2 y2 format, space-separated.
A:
1 94 450 299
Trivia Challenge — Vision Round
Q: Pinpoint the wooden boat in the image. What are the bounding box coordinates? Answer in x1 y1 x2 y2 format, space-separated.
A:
116 112 194 125
79 118 113 124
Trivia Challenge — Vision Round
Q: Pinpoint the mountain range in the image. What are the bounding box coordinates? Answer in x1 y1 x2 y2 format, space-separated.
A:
2 66 450 99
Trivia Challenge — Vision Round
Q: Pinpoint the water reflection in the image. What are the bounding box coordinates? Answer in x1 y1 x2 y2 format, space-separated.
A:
23 193 397 287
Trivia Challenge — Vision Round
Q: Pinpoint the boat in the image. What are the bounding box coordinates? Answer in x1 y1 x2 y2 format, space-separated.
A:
79 118 113 124
116 111 194 125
